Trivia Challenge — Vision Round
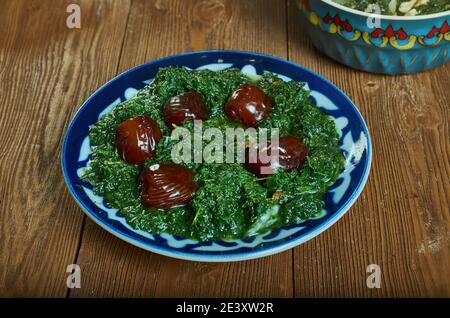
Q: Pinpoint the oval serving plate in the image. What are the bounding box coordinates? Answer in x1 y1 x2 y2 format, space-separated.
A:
62 50 372 262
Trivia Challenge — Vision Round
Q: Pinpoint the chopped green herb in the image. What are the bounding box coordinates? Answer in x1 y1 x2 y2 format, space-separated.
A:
83 67 345 241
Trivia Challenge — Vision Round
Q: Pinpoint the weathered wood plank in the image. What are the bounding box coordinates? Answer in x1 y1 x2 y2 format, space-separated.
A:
287 0 449 297
0 0 131 297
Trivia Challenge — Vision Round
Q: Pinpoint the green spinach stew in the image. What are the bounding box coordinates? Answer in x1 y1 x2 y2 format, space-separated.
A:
332 0 450 16
83 67 345 241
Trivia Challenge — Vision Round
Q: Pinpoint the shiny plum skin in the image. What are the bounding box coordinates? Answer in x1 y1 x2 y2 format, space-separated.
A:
163 92 208 129
246 135 308 177
225 84 272 127
115 115 162 165
140 163 197 209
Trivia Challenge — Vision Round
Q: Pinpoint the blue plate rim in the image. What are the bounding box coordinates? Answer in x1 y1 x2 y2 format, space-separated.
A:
61 50 372 262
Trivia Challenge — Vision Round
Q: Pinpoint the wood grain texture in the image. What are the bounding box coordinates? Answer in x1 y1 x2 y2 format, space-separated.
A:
0 0 131 297
69 0 293 298
287 0 449 297
1 0 448 298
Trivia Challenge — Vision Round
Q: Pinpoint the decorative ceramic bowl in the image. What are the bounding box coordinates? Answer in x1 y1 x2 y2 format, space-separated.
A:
298 0 450 74
62 50 371 262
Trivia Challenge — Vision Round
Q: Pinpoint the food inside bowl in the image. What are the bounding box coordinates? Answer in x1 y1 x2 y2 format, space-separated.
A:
82 67 344 241
332 0 450 16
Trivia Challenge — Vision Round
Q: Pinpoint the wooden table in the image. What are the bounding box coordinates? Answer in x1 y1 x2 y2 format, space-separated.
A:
1 0 449 298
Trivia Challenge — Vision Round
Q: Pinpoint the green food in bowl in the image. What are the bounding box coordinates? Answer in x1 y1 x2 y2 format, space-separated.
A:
332 0 450 16
82 67 344 241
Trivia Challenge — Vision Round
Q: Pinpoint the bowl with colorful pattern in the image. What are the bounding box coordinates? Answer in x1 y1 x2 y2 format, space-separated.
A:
298 0 450 74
